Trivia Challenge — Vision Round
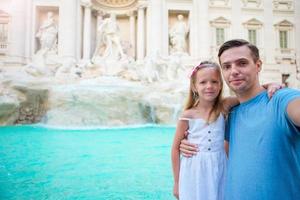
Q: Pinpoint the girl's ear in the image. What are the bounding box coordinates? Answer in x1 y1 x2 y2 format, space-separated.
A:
191 83 196 92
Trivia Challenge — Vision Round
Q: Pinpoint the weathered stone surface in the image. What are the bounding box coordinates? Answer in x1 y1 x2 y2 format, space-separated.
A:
42 78 186 127
13 85 48 124
0 71 188 127
0 95 20 125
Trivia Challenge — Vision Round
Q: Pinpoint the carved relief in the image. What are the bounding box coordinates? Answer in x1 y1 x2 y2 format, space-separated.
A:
95 0 137 8
242 0 262 8
209 0 230 7
273 0 294 11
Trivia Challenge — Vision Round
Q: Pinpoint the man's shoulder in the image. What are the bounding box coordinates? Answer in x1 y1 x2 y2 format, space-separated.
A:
268 88 300 112
272 88 300 100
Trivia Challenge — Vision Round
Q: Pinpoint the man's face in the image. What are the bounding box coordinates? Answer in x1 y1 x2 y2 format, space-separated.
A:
219 46 261 95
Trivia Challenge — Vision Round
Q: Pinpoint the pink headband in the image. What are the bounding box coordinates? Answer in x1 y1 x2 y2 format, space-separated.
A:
189 62 217 78
189 64 205 78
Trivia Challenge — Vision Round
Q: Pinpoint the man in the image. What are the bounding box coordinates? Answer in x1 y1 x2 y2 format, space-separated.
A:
180 39 300 199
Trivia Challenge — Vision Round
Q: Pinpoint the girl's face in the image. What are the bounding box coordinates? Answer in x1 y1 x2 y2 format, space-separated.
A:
193 67 222 103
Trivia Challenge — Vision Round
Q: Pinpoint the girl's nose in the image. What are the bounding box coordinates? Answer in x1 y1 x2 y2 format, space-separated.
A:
206 82 213 88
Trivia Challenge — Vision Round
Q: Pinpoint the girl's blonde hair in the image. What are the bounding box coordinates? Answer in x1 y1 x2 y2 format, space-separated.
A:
184 61 224 123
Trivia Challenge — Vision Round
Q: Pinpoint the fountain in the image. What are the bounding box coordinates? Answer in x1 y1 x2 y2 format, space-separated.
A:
0 51 194 127
0 10 194 127
0 1 202 127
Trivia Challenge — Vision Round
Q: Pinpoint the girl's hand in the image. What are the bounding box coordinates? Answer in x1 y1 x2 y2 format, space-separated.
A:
173 182 179 199
263 83 285 98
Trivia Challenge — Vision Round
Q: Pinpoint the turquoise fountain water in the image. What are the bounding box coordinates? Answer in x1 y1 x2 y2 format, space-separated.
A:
0 125 175 200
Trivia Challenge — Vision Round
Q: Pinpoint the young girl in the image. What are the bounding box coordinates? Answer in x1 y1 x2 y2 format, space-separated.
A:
171 61 281 200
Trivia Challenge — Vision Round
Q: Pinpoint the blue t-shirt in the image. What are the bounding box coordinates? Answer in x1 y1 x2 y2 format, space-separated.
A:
225 88 300 200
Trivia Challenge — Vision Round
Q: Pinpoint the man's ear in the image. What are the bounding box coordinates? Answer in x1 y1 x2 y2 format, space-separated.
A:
256 59 262 72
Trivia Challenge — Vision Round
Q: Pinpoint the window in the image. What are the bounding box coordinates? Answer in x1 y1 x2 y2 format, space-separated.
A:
0 23 8 43
281 74 290 87
210 17 230 47
243 18 262 46
248 29 257 45
274 20 293 50
279 30 287 49
0 10 10 53
216 28 225 46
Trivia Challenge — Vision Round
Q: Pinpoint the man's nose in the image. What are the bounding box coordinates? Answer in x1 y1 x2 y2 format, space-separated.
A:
230 65 240 75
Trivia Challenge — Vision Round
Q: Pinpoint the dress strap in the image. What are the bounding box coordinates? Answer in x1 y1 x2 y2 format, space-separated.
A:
179 117 190 121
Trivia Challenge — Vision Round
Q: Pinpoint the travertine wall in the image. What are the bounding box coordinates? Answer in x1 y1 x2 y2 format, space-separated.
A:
0 0 299 87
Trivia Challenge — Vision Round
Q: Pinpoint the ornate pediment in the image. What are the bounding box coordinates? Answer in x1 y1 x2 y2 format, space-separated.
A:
210 17 231 27
274 20 293 29
243 18 263 28
242 0 262 7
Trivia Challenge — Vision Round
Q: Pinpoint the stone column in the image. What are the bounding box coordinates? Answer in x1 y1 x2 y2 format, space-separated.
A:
93 10 104 58
137 6 145 60
263 0 275 64
82 2 92 60
58 0 77 59
197 0 210 59
295 0 300 82
9 0 27 63
190 0 200 58
146 0 163 56
231 0 242 39
24 0 33 61
128 11 136 58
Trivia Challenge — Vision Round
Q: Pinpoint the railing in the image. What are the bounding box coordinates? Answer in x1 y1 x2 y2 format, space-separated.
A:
0 42 8 54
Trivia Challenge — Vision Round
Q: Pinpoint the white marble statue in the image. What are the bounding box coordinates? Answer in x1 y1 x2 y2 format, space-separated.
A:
92 13 125 62
25 12 59 77
36 11 58 54
169 14 189 55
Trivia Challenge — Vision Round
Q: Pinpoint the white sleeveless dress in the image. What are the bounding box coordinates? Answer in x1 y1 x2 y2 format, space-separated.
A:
179 115 227 200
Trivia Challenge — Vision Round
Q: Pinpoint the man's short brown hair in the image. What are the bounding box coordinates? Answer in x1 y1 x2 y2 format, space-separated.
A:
218 39 260 62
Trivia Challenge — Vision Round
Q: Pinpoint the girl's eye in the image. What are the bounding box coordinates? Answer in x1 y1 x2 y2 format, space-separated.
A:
222 65 230 70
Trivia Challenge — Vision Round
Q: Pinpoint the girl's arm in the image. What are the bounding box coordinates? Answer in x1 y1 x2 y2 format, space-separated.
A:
262 82 284 98
171 119 189 199
224 141 229 157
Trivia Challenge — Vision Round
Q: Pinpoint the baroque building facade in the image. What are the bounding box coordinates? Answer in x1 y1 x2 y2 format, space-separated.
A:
0 0 299 87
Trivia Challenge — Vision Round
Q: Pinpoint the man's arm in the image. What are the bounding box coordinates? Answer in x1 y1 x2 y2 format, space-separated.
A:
179 139 198 157
287 98 300 127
